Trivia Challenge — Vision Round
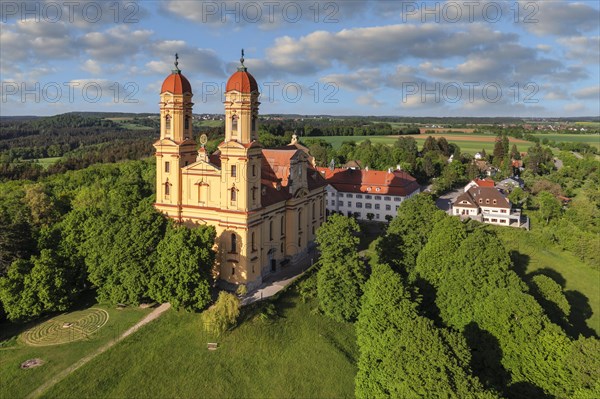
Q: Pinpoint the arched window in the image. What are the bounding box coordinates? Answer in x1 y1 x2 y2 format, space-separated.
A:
165 115 171 131
231 187 237 202
165 181 170 196
231 115 238 133
231 234 237 253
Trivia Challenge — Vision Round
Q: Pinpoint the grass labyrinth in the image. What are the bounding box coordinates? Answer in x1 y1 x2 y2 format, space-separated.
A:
21 308 109 347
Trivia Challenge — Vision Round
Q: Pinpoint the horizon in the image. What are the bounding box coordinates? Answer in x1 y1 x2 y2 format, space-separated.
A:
1 1 599 117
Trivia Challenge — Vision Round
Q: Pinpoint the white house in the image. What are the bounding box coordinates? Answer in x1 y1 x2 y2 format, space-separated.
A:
452 186 528 228
318 166 421 221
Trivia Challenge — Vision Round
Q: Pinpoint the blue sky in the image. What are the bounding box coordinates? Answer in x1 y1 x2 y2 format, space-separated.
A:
1 0 599 116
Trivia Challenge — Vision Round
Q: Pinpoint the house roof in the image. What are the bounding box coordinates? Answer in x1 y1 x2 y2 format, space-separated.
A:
317 167 420 197
467 187 511 209
454 192 479 208
473 178 495 187
260 149 327 207
161 71 192 95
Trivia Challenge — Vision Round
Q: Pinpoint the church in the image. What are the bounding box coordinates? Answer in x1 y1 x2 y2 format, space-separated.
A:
153 54 328 290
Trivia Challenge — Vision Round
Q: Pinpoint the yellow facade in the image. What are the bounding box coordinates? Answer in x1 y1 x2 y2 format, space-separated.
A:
154 60 327 289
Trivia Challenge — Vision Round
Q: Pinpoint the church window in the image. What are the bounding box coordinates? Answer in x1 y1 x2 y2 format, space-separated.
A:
252 187 256 201
232 266 236 275
280 243 284 253
185 116 190 130
232 115 238 133
231 165 237 177
251 232 256 252
252 165 256 177
231 187 237 202
298 210 302 227
165 162 170 173
298 235 302 247
252 117 256 131
269 221 273 241
231 234 237 253
165 115 171 131
165 182 170 196
280 217 285 236
312 203 315 220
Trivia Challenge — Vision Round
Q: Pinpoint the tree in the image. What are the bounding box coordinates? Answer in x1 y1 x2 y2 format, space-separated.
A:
530 275 570 325
377 194 445 276
511 144 521 160
422 136 438 153
201 291 240 336
536 191 562 224
492 135 505 166
316 214 366 322
0 250 74 321
355 263 499 399
149 222 216 311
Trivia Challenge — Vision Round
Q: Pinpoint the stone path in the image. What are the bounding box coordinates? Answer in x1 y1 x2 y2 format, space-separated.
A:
241 250 317 306
26 303 171 399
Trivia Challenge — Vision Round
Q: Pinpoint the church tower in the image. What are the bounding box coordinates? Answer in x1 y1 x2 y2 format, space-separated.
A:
218 50 262 212
154 55 197 220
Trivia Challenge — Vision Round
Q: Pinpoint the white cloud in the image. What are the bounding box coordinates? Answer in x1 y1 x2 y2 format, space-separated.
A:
521 1 600 37
564 102 586 113
572 86 600 100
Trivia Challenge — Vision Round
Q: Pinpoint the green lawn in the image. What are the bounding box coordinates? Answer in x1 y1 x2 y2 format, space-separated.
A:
0 304 151 399
311 134 534 155
493 227 600 336
41 289 357 399
34 157 61 168
532 133 600 150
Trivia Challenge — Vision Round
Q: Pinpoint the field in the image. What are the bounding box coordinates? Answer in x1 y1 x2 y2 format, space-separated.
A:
493 227 600 336
0 304 151 399
34 157 61 168
41 288 356 399
311 133 534 155
532 133 600 150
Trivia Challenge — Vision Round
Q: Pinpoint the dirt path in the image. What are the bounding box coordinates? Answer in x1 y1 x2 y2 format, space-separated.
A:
26 303 171 399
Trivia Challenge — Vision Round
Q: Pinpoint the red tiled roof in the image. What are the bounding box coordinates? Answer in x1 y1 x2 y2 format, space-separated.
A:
226 70 259 93
473 178 495 188
317 167 420 197
161 72 192 94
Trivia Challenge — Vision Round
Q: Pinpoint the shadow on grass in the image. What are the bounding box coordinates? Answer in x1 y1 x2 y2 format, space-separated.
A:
565 290 597 338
